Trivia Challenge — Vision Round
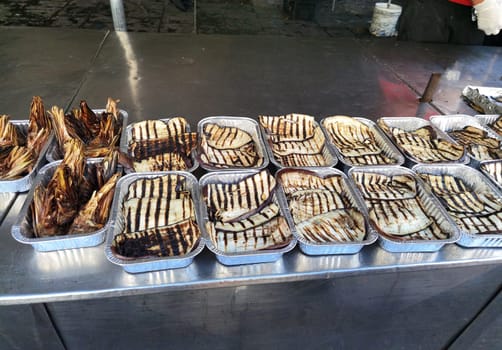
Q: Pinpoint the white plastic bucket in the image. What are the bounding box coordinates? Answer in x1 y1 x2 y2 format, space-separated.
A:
370 3 402 37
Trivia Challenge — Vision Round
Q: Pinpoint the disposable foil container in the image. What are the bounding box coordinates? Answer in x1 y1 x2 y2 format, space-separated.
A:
430 114 502 167
126 117 198 173
197 116 269 171
474 114 502 138
277 167 377 255
260 120 338 169
320 116 404 172
462 86 502 114
348 166 460 253
11 159 117 251
47 109 128 162
480 159 502 191
105 171 205 273
377 117 469 167
0 121 54 192
199 170 297 266
413 164 502 248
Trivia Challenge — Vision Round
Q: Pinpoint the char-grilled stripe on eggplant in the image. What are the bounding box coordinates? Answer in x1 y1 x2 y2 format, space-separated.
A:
259 114 315 141
200 137 258 167
368 197 432 236
480 161 502 186
295 208 366 243
452 211 502 235
289 189 349 223
490 115 502 136
352 172 416 200
437 191 502 215
130 118 187 142
129 132 197 160
126 175 187 200
278 169 345 195
419 173 471 195
276 152 327 167
207 216 292 253
133 152 191 172
449 126 500 148
204 170 276 222
123 196 195 232
271 127 325 156
214 203 280 232
203 123 253 150
113 219 200 257
345 153 396 165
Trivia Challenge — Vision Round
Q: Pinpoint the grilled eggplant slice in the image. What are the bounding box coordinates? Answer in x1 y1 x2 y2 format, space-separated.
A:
480 161 502 187
352 172 416 200
200 137 258 168
126 174 187 200
259 114 315 141
278 169 345 195
203 123 253 149
289 189 350 223
133 152 191 172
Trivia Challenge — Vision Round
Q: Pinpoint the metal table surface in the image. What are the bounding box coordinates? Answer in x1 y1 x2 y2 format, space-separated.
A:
1 28 502 306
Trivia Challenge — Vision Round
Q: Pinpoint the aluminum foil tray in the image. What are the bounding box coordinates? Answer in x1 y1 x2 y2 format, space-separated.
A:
480 159 502 191
199 170 297 266
348 166 460 253
277 167 377 255
196 116 269 171
105 171 205 273
0 121 54 192
462 86 502 114
260 120 338 169
430 114 502 167
377 117 469 167
474 114 502 138
47 109 128 162
126 118 198 173
11 159 117 251
413 164 502 248
320 116 404 172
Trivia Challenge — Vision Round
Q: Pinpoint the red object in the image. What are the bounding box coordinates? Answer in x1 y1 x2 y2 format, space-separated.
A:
449 0 473 6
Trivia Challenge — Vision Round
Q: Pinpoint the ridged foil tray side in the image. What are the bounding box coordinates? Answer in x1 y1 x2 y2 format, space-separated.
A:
259 120 338 169
11 159 115 251
479 159 502 191
377 117 470 167
105 171 205 273
277 167 377 255
47 109 129 162
199 170 297 266
429 114 502 167
196 116 269 171
0 121 54 193
347 166 460 253
412 164 502 248
125 117 198 173
320 116 404 172
462 86 502 114
474 114 502 138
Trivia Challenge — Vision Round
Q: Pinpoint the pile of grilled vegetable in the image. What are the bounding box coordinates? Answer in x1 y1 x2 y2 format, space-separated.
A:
480 161 502 188
128 118 197 171
419 172 502 235
50 97 123 159
30 140 121 237
351 171 449 241
447 125 502 161
199 123 263 168
259 114 330 167
0 96 52 180
203 170 292 253
322 116 396 165
278 169 366 243
378 120 465 163
112 174 201 258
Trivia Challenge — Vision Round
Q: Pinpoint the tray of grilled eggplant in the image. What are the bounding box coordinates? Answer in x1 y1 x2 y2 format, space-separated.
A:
12 141 122 251
321 115 404 170
474 114 502 138
259 113 337 168
200 169 296 265
47 97 127 162
197 116 268 171
348 166 459 252
105 171 204 273
126 117 198 172
430 115 502 166
277 167 377 255
480 159 502 191
0 96 54 192
377 117 468 167
414 164 502 248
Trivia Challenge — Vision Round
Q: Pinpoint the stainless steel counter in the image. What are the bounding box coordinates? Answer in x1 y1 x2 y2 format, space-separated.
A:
0 27 501 349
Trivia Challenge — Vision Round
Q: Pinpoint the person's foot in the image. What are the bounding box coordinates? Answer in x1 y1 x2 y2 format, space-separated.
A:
170 0 192 12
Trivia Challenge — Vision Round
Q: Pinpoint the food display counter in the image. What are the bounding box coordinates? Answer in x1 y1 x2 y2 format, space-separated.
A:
0 27 501 349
